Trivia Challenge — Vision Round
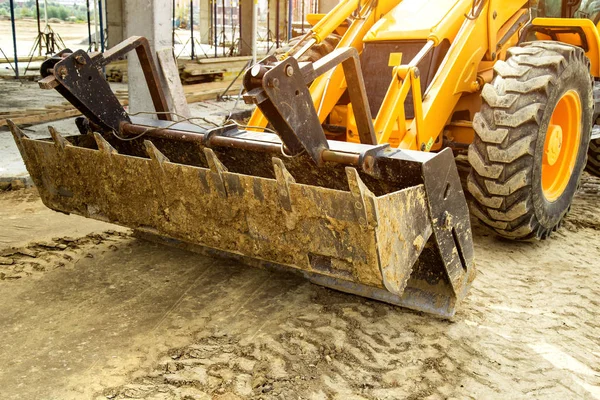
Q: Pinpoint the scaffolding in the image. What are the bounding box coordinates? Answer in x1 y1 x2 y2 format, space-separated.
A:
1 0 317 79
1 0 107 79
172 0 319 59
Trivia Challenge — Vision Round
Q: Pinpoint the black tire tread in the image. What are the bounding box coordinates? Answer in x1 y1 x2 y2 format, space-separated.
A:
587 138 600 176
467 41 591 240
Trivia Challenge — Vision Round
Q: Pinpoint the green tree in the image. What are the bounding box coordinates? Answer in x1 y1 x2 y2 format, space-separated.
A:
46 5 59 19
20 7 33 18
58 7 69 20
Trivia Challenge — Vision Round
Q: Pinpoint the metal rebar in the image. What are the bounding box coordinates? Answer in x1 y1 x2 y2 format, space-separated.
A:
98 0 105 52
214 0 218 57
252 0 257 63
35 0 42 56
0 47 16 74
190 0 195 59
86 0 92 51
222 0 225 56
172 0 175 49
275 0 280 48
93 0 99 51
9 0 18 79
229 0 234 55
219 58 251 100
287 0 292 41
301 0 304 33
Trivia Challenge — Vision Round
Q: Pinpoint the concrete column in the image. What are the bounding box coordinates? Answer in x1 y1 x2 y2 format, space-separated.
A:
199 0 211 44
267 0 278 46
124 0 173 114
276 0 286 46
238 0 253 55
106 0 124 48
318 0 336 14
286 0 291 40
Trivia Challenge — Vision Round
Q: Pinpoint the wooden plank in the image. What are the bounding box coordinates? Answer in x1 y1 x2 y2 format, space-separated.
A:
0 109 81 127
184 84 242 104
1 95 129 127
0 112 43 119
0 110 49 117
182 58 250 77
157 49 191 120
45 105 73 110
196 55 252 64
182 79 240 94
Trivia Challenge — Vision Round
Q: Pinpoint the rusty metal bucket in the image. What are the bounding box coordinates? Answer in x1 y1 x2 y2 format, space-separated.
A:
9 118 475 317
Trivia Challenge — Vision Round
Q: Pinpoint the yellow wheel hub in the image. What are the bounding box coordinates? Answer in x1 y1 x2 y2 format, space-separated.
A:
541 90 582 202
545 124 563 166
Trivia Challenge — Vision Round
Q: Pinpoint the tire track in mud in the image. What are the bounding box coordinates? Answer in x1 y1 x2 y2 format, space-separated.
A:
552 174 600 233
102 255 600 400
2 182 596 399
99 175 600 400
0 231 129 280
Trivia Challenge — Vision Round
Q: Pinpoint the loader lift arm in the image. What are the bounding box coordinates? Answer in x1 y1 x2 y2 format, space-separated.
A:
243 47 377 164
38 36 171 133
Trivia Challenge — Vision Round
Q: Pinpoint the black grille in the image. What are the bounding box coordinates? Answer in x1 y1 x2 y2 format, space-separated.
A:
360 40 449 119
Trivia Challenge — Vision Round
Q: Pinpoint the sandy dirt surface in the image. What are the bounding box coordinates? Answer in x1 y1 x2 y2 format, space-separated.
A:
0 176 599 400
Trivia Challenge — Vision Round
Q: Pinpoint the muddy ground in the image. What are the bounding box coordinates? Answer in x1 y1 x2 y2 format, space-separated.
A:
0 176 599 400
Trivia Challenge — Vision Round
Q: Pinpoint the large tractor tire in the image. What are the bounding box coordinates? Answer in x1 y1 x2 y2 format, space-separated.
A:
587 82 600 176
467 41 593 240
588 137 600 176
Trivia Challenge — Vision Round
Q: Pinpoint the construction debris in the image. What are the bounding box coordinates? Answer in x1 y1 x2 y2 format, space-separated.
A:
104 57 251 85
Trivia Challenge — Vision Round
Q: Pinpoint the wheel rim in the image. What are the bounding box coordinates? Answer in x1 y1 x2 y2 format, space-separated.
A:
541 90 582 202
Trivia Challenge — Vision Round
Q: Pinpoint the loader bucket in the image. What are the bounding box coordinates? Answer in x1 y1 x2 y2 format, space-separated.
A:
13 37 475 317
9 118 475 317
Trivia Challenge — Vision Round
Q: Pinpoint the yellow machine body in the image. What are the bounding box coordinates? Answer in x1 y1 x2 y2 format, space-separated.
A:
250 0 600 153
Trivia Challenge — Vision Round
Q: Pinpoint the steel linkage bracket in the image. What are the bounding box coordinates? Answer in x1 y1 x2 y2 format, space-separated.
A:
243 56 328 164
362 146 475 297
243 47 377 165
38 36 171 133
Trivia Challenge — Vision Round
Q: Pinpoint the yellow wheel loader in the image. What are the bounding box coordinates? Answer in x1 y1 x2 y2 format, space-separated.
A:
8 0 600 317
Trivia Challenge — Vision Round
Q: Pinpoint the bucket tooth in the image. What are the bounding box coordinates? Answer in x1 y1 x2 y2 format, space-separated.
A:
204 147 228 172
272 157 295 211
345 167 377 228
203 148 228 197
93 132 119 155
144 140 170 167
7 120 28 141
48 126 69 149
7 121 31 166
